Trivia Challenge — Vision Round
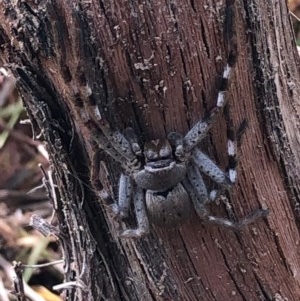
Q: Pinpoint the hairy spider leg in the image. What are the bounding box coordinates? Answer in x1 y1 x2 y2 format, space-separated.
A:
186 164 225 208
223 105 248 182
192 146 233 202
208 118 248 201
226 126 237 184
81 99 136 162
114 174 133 218
192 148 232 188
89 121 141 177
191 145 234 202
120 186 150 238
205 208 269 231
183 0 238 198
186 165 210 210
91 128 127 165
97 121 136 162
182 178 208 218
224 0 236 47
183 52 237 154
124 127 142 156
183 178 269 230
167 132 185 159
169 123 239 203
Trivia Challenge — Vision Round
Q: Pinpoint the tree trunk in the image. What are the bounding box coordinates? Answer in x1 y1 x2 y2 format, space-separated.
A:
1 0 300 300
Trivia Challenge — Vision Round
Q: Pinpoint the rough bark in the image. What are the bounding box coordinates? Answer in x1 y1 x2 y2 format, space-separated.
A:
1 0 300 300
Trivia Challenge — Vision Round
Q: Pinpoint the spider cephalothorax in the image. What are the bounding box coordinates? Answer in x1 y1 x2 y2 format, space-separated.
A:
89 0 268 237
134 139 186 192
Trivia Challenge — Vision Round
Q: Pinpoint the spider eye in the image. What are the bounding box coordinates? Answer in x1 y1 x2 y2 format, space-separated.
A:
159 143 171 158
145 148 158 160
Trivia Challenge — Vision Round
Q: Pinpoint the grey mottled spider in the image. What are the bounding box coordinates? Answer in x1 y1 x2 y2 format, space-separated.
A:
90 0 268 238
92 68 267 238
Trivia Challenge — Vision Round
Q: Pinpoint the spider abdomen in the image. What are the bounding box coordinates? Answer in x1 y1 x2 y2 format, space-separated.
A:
145 183 193 227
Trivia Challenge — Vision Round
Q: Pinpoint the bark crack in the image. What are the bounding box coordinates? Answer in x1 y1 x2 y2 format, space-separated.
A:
178 231 218 301
219 248 248 301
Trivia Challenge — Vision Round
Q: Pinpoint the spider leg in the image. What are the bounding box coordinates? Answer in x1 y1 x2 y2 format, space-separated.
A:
91 129 128 164
86 117 137 165
186 165 209 207
89 121 140 175
111 173 133 219
183 0 238 154
186 164 225 206
167 132 185 159
183 167 226 216
124 127 142 156
183 176 269 230
204 208 269 231
182 178 207 218
183 56 236 153
192 148 232 188
120 186 150 238
224 103 248 182
196 118 247 200
97 120 136 162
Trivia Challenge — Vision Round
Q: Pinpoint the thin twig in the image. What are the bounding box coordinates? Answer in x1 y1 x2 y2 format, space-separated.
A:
22 259 64 269
290 10 300 23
